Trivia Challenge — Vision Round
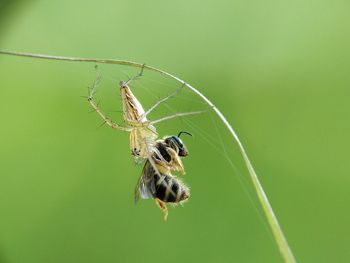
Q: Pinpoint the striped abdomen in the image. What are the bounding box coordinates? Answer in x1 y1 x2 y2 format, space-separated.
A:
120 82 147 123
153 173 190 203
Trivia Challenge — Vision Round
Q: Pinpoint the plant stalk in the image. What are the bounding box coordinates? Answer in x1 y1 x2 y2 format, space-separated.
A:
0 50 297 263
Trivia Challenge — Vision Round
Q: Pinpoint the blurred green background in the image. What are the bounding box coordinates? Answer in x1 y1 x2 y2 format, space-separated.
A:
0 0 350 262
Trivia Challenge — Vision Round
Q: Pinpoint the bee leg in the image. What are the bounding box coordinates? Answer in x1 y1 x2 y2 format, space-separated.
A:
155 198 168 221
167 148 185 175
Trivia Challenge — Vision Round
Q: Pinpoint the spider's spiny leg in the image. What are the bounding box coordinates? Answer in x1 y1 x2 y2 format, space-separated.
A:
124 64 146 86
87 75 130 132
139 82 186 120
150 110 207 125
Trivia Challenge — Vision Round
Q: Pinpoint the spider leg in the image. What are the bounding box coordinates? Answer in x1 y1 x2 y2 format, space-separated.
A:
150 110 206 125
88 76 130 132
124 64 146 86
139 83 186 120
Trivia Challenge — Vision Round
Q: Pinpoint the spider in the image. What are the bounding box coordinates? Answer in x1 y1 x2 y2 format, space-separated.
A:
87 66 205 164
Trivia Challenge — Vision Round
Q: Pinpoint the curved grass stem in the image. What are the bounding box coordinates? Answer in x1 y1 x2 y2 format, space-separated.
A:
0 49 297 263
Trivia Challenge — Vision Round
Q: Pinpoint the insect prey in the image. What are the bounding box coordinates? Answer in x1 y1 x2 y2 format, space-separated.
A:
87 66 203 219
135 133 192 220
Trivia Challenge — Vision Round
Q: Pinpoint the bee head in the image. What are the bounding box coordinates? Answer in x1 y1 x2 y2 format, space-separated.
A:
164 131 192 157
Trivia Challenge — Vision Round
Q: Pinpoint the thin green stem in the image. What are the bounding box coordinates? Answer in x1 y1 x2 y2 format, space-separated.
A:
0 49 297 263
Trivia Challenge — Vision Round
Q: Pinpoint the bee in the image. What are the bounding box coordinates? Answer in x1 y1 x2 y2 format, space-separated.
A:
87 67 204 164
134 132 192 220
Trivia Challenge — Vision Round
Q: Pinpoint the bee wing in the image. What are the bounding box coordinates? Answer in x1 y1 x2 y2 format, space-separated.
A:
134 160 156 203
